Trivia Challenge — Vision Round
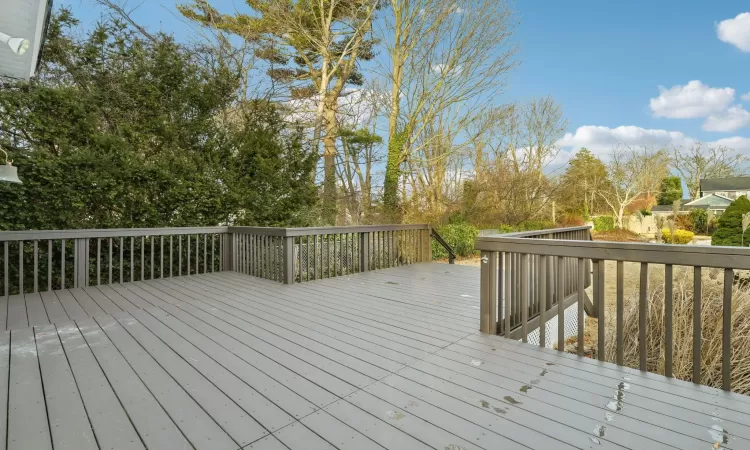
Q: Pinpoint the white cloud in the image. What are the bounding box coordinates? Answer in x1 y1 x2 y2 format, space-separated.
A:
709 136 750 151
703 105 750 132
649 80 735 119
741 92 750 101
717 12 750 52
557 125 694 153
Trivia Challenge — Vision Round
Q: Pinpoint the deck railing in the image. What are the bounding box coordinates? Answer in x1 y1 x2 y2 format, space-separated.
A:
0 224 433 293
480 226 593 338
229 224 431 283
477 228 750 391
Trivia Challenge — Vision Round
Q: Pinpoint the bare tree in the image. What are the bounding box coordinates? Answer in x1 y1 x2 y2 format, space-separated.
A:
672 143 750 200
380 0 518 218
599 146 669 228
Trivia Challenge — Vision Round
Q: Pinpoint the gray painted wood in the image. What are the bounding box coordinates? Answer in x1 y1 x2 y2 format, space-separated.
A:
78 317 192 450
129 308 295 432
300 410 383 450
141 306 319 420
111 311 265 447
321 397 433 450
81 286 122 314
55 320 145 450
39 291 68 323
67 288 106 317
5 295 26 330
34 324 97 450
134 281 356 401
269 421 336 450
97 313 238 450
24 293 49 327
0 332 9 450
1 266 749 450
8 327 51 450
54 290 88 320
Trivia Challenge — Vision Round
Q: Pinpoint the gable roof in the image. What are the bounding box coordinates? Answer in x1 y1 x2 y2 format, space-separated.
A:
685 193 733 207
700 177 750 192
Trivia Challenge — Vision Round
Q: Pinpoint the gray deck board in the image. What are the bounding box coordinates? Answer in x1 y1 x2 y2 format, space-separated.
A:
5 295 26 330
8 327 51 450
129 308 296 433
141 307 320 420
68 288 107 317
24 293 49 326
199 274 460 350
56 320 145 450
96 313 238 450
111 311 267 447
54 289 88 320
39 291 69 323
81 286 123 314
0 332 9 450
170 277 413 372
1 265 748 450
34 324 97 450
77 317 192 450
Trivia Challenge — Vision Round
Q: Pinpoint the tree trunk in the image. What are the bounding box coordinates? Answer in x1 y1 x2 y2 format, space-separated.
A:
321 100 338 225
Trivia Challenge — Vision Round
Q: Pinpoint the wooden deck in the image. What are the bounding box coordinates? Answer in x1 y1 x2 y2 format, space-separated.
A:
0 263 748 450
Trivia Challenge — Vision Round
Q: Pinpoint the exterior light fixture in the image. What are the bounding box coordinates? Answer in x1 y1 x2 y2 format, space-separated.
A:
0 0 53 80
0 32 30 56
0 150 22 184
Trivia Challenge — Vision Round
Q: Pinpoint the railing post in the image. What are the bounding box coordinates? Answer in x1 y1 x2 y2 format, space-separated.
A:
75 238 89 288
222 233 234 272
480 250 498 334
359 232 370 272
283 236 295 284
423 227 432 262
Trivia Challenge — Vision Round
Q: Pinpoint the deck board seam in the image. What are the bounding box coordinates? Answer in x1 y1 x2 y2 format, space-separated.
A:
71 320 151 450
49 323 102 450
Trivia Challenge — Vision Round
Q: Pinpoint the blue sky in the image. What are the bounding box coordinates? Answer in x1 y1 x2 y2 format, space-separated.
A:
58 0 750 156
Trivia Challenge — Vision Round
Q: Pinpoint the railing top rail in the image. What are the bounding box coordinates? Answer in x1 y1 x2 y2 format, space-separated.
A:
0 226 230 242
489 225 592 239
228 224 430 237
476 232 750 270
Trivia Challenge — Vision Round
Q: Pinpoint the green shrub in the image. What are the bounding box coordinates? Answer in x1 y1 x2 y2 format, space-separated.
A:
689 209 708 233
639 209 652 216
497 225 516 234
431 223 479 259
712 196 750 246
662 229 694 244
593 216 616 231
516 220 555 231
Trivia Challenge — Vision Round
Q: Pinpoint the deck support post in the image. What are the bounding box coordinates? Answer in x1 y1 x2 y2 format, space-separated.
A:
480 250 498 334
359 232 370 272
75 238 89 288
282 236 295 284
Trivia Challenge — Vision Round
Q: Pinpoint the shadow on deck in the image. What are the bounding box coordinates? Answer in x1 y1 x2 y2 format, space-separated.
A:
1 263 749 450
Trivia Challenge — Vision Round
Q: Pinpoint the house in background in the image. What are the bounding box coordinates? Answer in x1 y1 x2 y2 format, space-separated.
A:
700 177 750 200
651 177 749 218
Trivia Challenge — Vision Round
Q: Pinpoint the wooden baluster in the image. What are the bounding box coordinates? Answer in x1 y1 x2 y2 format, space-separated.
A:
520 253 529 342
577 258 585 357
617 261 625 366
723 268 733 391
664 264 673 376
693 266 701 382
640 263 649 371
